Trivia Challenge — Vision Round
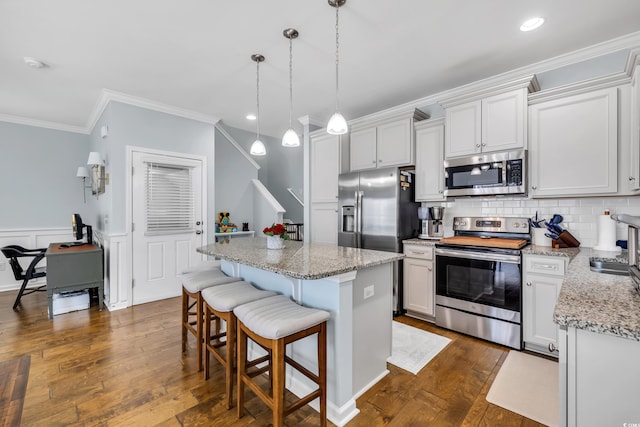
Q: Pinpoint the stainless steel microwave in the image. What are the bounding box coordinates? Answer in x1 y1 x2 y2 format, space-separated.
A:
443 149 527 197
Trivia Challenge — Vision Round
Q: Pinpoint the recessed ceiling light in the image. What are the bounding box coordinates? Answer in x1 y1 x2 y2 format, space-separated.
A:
23 57 47 69
520 17 545 32
246 114 256 121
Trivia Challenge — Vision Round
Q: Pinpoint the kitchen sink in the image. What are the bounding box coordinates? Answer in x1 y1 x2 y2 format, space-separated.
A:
589 257 629 276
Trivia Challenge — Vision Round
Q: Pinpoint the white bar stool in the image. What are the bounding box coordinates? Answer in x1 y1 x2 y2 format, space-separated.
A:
234 295 330 427
201 281 278 409
181 267 237 371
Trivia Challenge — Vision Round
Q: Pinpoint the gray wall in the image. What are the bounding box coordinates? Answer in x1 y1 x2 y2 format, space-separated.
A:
214 128 258 230
0 121 92 228
222 123 303 223
97 102 216 237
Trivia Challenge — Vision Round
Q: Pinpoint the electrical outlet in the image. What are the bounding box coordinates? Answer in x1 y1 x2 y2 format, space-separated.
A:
363 285 374 299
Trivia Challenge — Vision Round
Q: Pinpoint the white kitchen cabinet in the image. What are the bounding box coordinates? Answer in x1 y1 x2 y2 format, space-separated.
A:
630 59 640 191
310 202 338 245
560 326 640 427
444 89 526 157
523 254 566 357
529 87 618 197
350 117 413 171
309 132 347 245
415 119 445 201
349 127 377 171
311 133 341 203
403 244 434 320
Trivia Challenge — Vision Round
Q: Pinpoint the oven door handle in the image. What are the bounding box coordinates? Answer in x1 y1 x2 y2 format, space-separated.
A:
435 248 520 264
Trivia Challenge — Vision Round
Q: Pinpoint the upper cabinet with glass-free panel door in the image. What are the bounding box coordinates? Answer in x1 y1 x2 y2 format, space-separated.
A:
440 76 538 159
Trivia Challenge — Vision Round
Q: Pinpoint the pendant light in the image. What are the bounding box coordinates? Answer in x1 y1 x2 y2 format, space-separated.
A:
282 28 301 147
250 54 267 156
326 0 348 135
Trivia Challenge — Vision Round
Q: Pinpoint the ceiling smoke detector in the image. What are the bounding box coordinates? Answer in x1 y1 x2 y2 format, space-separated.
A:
23 57 47 69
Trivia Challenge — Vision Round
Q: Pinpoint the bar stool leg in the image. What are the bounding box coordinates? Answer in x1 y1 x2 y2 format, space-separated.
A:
196 295 204 371
237 322 247 419
225 314 236 410
181 287 189 353
319 323 327 427
272 338 286 427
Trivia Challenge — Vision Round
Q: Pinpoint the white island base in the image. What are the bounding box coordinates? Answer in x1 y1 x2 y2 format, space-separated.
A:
220 259 393 426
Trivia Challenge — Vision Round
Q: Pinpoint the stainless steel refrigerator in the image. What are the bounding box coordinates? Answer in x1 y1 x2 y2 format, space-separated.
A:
338 167 420 315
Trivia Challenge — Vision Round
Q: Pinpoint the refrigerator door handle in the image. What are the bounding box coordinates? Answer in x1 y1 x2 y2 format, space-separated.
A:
356 191 363 248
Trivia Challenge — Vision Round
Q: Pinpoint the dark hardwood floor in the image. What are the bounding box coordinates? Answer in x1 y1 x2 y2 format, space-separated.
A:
0 290 547 426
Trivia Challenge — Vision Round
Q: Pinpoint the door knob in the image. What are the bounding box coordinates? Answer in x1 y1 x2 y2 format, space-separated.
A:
195 230 202 235
196 221 202 226
526 282 532 286
548 343 558 352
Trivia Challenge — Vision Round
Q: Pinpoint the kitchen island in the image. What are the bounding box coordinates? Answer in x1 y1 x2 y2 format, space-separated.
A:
197 237 403 426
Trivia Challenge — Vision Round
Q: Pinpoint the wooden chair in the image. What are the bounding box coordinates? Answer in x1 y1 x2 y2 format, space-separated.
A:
201 281 277 408
234 295 329 427
1 245 47 310
180 265 238 371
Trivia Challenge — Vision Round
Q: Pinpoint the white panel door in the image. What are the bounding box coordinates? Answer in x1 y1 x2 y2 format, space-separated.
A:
310 202 338 245
415 121 445 201
131 151 205 305
529 87 618 197
445 100 481 157
350 127 377 171
311 133 340 203
377 118 412 168
482 89 525 152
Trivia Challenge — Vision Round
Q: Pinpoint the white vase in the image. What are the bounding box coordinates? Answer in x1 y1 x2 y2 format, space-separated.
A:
266 235 285 250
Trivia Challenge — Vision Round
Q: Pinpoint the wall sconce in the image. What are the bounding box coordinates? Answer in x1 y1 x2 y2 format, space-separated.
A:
76 166 91 203
86 151 106 198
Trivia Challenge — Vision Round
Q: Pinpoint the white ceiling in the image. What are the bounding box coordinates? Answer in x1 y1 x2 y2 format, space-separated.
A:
2 1 640 138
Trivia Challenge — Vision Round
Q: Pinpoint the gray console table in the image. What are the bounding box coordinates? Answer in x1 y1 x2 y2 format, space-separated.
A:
46 243 104 319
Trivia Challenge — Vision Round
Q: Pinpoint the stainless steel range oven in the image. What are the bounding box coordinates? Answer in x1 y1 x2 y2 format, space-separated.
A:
435 217 530 349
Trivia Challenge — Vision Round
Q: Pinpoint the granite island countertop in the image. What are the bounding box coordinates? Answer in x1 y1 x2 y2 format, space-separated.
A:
197 237 404 280
524 245 640 341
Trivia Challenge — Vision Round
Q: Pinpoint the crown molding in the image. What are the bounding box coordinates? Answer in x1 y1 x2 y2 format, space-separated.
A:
297 115 324 129
349 31 640 124
0 113 88 134
86 89 219 133
528 71 631 104
215 123 261 170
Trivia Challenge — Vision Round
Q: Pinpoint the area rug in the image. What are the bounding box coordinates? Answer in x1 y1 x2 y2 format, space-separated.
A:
486 350 558 427
387 321 451 374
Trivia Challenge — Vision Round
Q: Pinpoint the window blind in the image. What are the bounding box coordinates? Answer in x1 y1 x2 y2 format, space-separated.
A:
145 162 194 234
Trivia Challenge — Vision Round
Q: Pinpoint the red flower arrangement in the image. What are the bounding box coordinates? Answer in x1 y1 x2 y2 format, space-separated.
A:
263 223 290 240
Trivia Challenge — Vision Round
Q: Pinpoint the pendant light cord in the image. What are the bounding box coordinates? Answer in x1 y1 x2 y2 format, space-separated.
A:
256 59 260 141
335 4 340 112
289 35 294 129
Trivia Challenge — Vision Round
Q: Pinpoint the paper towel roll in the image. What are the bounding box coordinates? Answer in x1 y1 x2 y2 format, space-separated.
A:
593 214 620 252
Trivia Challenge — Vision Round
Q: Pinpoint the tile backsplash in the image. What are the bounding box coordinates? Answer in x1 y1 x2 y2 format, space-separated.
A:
423 196 640 248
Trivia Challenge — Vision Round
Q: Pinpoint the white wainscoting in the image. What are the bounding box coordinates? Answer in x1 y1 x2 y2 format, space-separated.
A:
0 228 72 292
96 231 130 311
0 228 132 311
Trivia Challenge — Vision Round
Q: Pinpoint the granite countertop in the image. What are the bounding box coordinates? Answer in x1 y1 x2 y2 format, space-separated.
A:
526 245 640 341
197 237 403 280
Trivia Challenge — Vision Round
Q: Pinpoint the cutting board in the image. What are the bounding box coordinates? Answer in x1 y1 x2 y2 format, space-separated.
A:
439 236 528 249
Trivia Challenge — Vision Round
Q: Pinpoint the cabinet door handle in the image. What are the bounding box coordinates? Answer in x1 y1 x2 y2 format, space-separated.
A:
548 343 558 353
195 230 203 235
427 267 433 271
475 143 481 148
481 143 486 147
533 263 557 271
630 176 636 181
526 282 532 286
532 185 537 190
